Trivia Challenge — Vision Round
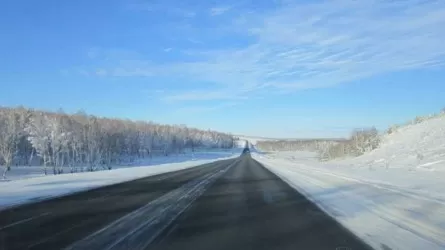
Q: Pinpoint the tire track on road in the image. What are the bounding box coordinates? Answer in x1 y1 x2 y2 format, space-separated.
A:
148 154 374 250
66 159 239 250
0 158 235 250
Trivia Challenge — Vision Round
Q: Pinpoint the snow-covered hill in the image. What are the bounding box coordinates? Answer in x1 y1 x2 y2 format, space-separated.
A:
252 114 445 250
341 113 445 171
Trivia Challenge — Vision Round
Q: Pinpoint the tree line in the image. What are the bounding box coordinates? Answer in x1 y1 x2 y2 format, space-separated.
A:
255 128 380 161
255 139 345 152
0 106 235 177
317 128 380 160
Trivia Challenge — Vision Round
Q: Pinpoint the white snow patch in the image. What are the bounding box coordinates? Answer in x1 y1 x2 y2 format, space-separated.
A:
2 149 240 182
0 151 239 210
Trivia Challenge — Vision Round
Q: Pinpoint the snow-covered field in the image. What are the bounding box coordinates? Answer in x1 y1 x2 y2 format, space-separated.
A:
253 115 445 250
3 149 239 181
0 149 240 210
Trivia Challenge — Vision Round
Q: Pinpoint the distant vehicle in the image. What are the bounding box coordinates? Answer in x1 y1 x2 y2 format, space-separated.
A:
242 148 250 154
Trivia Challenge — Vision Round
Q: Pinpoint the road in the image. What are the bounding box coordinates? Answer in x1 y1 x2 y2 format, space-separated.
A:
0 153 374 250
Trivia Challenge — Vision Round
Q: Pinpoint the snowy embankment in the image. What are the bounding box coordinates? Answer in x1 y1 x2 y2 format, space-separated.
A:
0 149 240 210
253 116 445 250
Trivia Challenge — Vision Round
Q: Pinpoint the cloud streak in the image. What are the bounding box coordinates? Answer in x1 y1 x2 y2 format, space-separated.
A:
87 0 445 101
209 6 232 16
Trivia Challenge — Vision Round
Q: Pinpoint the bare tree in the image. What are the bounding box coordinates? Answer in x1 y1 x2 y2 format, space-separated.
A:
0 109 22 178
26 113 51 175
351 127 379 155
1 106 235 176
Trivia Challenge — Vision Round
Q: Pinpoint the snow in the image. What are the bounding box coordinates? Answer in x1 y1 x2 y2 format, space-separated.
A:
339 114 445 172
236 135 278 145
252 115 445 250
0 149 240 210
3 149 239 181
234 139 248 148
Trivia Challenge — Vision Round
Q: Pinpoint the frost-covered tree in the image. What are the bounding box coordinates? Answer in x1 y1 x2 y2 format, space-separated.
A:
256 139 341 152
26 113 52 174
316 127 380 161
1 106 235 176
0 109 22 177
46 114 71 174
351 127 379 155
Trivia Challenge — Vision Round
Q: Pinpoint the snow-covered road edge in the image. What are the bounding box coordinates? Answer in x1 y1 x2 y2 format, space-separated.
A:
253 153 445 250
0 155 238 210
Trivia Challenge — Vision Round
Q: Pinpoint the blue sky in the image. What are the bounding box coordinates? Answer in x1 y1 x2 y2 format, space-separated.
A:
1 0 445 138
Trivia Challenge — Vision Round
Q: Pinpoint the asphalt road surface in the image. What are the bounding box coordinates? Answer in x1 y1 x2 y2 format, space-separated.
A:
0 153 374 250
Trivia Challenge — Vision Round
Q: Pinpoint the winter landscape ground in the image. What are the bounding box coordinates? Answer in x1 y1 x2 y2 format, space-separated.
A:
2 111 445 250
3 0 445 249
0 148 241 210
253 114 445 250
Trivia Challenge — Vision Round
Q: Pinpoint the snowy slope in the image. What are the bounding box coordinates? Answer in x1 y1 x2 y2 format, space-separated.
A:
0 153 239 210
252 115 445 250
340 114 445 172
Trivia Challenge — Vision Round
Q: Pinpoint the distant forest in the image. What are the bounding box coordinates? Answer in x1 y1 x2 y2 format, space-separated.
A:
0 106 235 177
256 128 380 161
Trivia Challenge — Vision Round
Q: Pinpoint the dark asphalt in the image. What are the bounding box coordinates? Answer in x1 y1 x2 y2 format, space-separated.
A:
0 159 234 250
149 154 373 250
0 154 374 250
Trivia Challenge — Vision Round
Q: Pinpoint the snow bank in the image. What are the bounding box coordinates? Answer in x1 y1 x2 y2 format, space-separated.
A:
0 152 239 210
2 149 240 181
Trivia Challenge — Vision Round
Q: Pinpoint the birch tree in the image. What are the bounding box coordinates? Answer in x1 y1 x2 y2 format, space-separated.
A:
26 113 51 175
0 109 21 178
1 106 235 175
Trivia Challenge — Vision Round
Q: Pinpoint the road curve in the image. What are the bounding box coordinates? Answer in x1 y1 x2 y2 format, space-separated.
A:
0 154 374 250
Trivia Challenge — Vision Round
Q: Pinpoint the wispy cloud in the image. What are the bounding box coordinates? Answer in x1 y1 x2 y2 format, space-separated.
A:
86 0 445 101
127 2 196 18
209 6 232 16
